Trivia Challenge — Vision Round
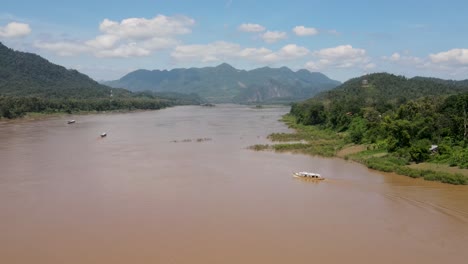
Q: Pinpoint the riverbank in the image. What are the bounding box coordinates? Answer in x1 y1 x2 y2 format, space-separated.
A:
251 114 467 185
0 108 168 123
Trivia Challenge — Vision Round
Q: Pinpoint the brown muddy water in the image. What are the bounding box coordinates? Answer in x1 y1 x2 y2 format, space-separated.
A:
1 104 467 264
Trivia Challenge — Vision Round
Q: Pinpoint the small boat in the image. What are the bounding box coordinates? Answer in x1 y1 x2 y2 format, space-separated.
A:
293 171 324 180
100 132 107 137
67 120 76 124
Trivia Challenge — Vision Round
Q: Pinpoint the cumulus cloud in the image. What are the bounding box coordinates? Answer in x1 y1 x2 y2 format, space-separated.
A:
238 44 309 63
293 26 318 36
382 49 468 78
261 31 287 43
305 45 372 70
238 47 272 58
85 34 119 49
171 41 242 62
382 52 424 65
94 43 151 58
35 14 193 58
379 50 468 79
388 52 401 61
429 49 468 65
238 23 266 32
34 41 89 56
314 45 366 60
0 22 31 38
260 44 309 62
171 41 309 64
139 37 178 50
99 15 194 39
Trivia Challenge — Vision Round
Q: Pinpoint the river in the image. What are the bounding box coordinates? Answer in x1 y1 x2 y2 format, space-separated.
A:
1 104 467 264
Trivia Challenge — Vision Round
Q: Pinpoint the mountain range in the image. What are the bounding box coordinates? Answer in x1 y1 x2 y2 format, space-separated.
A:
3 41 467 109
0 42 132 99
104 63 341 103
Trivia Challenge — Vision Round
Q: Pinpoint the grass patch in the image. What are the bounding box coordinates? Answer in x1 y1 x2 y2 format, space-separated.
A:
263 114 346 157
350 151 467 184
249 144 271 151
422 171 467 185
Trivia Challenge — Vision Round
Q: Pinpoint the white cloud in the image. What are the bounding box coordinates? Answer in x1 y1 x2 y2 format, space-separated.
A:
238 47 272 58
304 61 322 71
85 34 119 49
364 63 376 70
429 48 468 65
388 52 401 61
248 44 310 63
314 45 365 60
35 14 194 58
99 15 194 39
95 43 151 58
379 50 468 79
0 22 31 38
34 41 89 56
140 37 178 50
171 41 242 62
261 31 287 43
293 26 318 36
305 45 371 70
382 52 424 65
171 41 309 65
238 23 266 32
270 44 310 60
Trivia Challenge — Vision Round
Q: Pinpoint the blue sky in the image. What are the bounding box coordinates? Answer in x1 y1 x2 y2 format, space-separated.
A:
1 0 468 82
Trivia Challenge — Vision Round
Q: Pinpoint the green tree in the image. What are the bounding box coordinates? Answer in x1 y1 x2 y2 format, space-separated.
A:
348 117 368 144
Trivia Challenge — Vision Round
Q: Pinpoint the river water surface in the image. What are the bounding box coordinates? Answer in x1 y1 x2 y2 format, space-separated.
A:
1 104 468 264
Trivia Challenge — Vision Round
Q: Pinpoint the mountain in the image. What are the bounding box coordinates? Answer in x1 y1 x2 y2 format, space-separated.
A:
0 42 130 98
314 73 468 107
294 73 468 124
105 63 341 103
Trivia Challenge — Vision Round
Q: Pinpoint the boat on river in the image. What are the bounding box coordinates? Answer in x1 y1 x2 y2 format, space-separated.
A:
293 171 324 180
67 120 75 124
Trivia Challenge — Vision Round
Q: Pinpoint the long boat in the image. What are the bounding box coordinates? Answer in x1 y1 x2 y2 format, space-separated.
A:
293 171 324 180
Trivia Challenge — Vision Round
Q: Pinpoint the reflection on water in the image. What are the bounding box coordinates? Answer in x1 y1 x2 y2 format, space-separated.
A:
0 104 467 264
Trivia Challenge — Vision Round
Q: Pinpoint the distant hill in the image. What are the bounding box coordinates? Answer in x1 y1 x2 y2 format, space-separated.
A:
310 73 468 107
309 72 468 113
0 42 130 98
105 63 341 103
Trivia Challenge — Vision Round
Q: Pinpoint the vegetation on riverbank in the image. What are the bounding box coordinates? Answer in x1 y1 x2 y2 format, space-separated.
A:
0 91 203 119
269 73 468 185
251 114 467 185
0 96 173 119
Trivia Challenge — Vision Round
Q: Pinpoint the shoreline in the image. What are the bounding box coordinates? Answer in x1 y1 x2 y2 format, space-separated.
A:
0 108 165 123
251 114 468 185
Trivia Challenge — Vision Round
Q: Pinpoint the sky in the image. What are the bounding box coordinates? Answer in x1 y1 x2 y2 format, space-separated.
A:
1 0 468 82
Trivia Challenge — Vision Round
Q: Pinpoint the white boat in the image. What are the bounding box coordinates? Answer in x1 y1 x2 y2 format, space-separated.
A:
67 120 75 124
100 132 107 137
293 171 324 180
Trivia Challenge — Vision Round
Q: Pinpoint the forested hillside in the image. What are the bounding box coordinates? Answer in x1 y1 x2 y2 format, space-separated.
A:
0 42 202 118
290 73 468 171
0 42 132 98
